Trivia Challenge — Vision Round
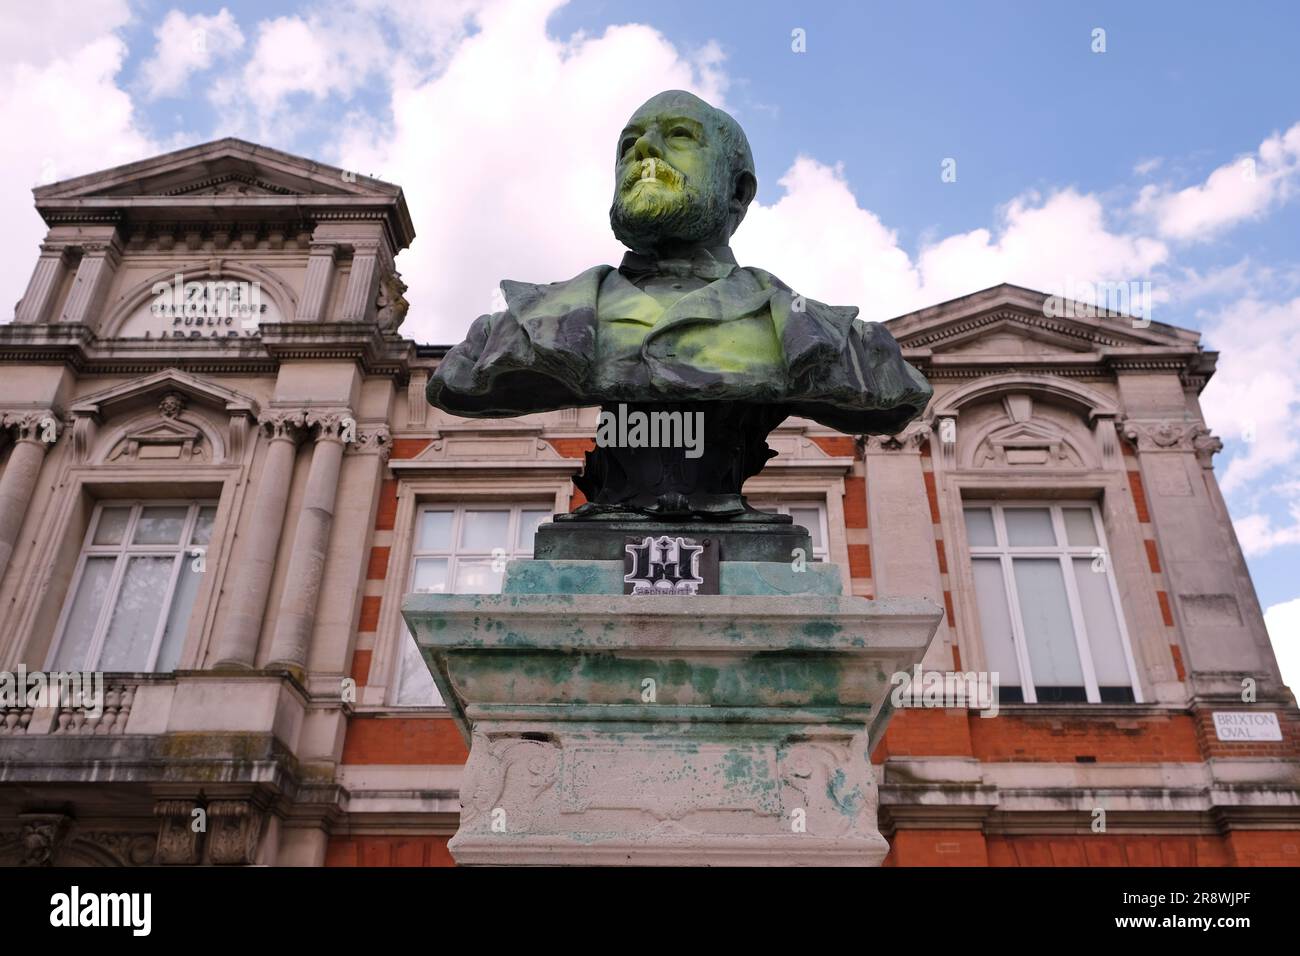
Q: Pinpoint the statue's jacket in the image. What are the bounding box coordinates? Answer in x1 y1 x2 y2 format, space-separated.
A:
428 264 933 435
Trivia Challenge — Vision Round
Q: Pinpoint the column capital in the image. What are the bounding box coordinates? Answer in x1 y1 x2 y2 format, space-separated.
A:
77 238 124 266
861 419 930 454
258 409 310 444
305 408 356 445
0 409 60 448
344 422 392 461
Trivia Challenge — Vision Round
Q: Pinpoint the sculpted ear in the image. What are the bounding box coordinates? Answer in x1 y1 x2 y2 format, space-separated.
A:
729 170 758 235
732 171 757 210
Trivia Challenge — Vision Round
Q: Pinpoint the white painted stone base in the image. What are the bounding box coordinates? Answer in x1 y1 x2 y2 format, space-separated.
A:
405 590 942 866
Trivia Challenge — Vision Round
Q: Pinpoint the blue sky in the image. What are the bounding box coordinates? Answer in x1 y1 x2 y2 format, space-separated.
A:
2 0 1297 676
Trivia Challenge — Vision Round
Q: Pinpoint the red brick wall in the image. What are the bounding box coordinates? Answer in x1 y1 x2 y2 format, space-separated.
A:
341 716 469 765
326 836 454 867
872 708 1289 764
987 834 1232 867
1226 831 1300 866
887 829 989 866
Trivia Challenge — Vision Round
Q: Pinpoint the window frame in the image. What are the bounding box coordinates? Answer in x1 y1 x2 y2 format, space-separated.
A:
747 498 831 563
44 498 217 673
963 499 1143 704
368 475 574 709
393 500 555 706
408 502 553 595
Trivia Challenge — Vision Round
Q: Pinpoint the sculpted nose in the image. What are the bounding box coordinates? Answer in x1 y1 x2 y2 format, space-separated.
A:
632 129 665 160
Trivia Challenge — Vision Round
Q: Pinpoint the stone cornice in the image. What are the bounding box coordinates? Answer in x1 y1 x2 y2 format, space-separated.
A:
258 322 413 379
900 307 1140 351
0 322 413 380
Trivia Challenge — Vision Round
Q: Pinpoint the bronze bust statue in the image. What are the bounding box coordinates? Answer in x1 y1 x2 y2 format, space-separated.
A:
427 90 931 521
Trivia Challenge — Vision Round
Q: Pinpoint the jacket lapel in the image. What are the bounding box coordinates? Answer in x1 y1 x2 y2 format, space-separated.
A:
596 269 664 328
641 269 775 350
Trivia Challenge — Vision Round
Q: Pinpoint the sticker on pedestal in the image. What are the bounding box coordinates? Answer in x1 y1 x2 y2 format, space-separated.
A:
623 535 719 595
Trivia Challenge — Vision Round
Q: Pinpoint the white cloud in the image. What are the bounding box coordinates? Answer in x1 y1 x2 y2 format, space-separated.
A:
1133 156 1162 176
335 0 728 342
206 0 487 140
735 163 1168 322
0 0 131 67
734 157 921 317
1264 597 1300 695
914 188 1168 313
140 8 245 100
206 9 396 142
0 6 155 319
1235 509 1300 557
1201 295 1300 494
1134 122 1300 241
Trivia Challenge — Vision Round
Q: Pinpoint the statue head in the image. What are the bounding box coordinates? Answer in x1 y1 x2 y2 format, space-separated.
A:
609 90 757 256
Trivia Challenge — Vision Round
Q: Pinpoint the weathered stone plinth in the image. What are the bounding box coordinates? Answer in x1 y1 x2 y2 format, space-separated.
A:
403 560 942 865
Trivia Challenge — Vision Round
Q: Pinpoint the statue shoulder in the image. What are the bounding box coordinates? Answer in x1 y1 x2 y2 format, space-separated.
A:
743 266 859 339
500 265 613 319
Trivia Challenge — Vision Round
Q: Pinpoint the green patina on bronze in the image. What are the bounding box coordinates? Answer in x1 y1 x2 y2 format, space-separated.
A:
427 90 932 520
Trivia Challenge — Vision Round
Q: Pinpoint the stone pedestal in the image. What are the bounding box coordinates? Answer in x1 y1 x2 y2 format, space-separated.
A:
404 560 942 866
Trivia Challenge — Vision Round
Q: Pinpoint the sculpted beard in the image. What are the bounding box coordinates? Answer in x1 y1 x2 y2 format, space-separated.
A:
610 157 730 253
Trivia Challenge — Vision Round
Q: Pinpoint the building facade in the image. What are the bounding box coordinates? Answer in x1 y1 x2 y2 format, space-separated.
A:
0 140 1296 867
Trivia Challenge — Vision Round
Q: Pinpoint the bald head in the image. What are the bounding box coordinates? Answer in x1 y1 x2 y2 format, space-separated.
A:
609 90 758 255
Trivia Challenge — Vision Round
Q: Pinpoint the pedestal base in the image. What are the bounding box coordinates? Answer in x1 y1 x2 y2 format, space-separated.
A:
405 559 942 866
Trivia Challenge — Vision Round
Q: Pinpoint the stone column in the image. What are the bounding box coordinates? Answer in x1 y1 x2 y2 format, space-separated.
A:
14 245 70 325
265 412 349 676
340 241 381 323
211 412 306 668
296 243 338 322
0 412 57 585
58 236 122 330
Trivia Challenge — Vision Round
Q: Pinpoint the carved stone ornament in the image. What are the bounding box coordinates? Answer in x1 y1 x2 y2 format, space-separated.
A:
779 739 877 838
19 812 71 866
375 270 410 332
154 799 202 865
1122 419 1220 458
1191 428 1224 468
344 423 392 460
158 391 186 419
205 799 264 865
305 410 354 444
459 732 561 834
1 409 58 445
259 409 310 443
862 420 931 453
107 418 207 463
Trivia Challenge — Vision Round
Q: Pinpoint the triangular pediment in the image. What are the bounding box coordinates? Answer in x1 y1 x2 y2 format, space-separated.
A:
70 368 259 419
989 419 1061 444
934 319 1097 356
35 138 400 201
885 283 1203 355
122 418 202 443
